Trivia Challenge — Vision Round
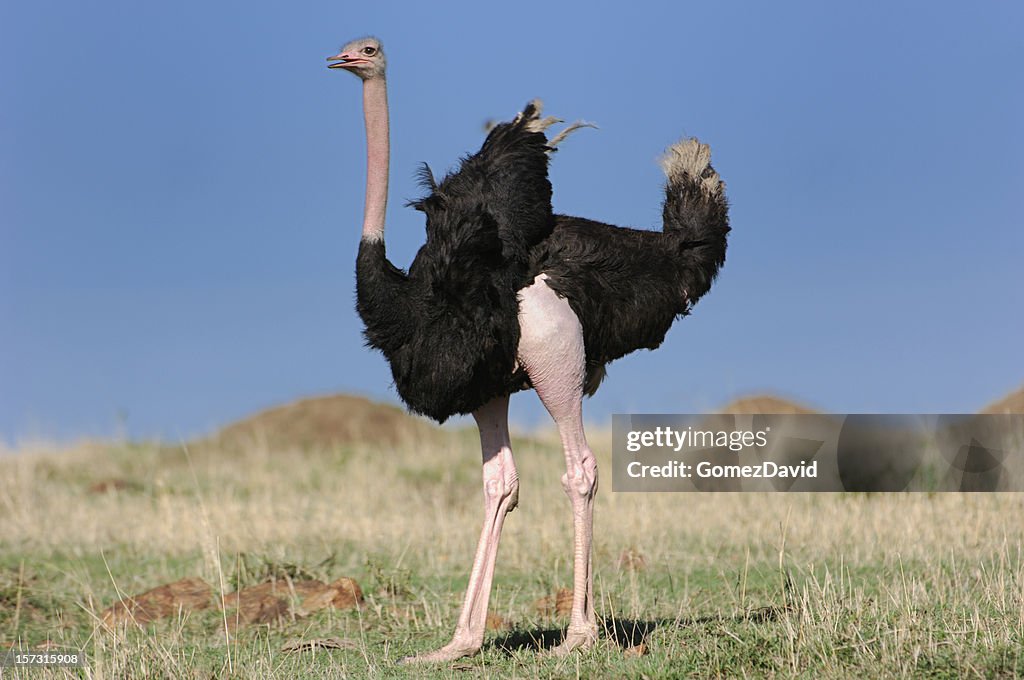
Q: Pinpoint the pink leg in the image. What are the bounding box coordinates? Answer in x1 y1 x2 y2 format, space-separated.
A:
518 275 599 654
400 395 519 663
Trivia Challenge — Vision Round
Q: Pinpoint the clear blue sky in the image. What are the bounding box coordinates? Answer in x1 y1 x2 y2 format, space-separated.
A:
2 2 1022 443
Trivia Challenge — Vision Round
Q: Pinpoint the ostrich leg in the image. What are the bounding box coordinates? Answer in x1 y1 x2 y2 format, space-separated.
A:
518 274 600 654
401 395 519 663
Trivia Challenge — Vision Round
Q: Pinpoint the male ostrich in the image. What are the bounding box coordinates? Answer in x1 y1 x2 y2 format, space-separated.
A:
328 37 729 662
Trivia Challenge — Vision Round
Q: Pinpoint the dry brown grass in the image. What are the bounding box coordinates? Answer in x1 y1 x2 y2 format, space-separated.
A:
4 435 1021 572
1 394 1023 677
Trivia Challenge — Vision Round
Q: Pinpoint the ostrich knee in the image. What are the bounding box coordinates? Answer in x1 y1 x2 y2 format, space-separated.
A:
561 447 597 501
483 453 519 515
477 399 520 514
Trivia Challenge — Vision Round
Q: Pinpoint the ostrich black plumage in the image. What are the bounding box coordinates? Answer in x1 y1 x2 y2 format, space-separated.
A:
356 100 557 422
328 37 729 663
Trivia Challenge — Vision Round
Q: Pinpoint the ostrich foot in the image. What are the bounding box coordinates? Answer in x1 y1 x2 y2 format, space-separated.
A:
546 623 599 657
397 638 480 665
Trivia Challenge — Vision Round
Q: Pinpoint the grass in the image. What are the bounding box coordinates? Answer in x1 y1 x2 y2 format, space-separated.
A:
1 424 1023 678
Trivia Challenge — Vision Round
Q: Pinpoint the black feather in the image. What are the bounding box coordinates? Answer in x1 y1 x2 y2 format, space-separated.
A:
357 103 730 421
357 103 552 421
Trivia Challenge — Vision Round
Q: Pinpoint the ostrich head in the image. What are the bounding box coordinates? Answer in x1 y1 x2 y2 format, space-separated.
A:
327 37 386 80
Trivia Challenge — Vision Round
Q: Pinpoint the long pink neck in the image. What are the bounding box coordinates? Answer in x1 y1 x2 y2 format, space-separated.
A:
361 77 389 242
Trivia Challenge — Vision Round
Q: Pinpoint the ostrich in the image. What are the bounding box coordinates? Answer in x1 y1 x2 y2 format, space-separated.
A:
328 37 729 662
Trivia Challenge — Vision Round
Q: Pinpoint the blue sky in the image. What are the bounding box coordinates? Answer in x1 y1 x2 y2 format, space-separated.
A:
2 2 1022 443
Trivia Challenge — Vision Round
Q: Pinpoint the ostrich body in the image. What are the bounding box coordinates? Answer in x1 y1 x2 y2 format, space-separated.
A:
328 37 729 662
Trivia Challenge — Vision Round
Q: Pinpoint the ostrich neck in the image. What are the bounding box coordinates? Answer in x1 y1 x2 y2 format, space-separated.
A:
361 77 389 242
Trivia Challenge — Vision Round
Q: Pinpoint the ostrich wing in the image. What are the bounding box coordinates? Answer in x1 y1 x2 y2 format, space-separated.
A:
408 101 555 278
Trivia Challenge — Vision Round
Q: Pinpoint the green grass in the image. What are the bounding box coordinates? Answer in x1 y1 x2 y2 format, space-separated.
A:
1 430 1023 678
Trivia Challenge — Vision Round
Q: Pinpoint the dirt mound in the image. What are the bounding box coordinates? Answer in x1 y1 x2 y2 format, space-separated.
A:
88 478 143 494
209 394 447 451
221 577 363 630
101 576 363 630
533 588 573 617
979 385 1024 414
716 394 820 414
101 577 214 627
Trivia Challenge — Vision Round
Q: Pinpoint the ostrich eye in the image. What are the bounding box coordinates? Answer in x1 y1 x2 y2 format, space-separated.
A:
363 46 376 56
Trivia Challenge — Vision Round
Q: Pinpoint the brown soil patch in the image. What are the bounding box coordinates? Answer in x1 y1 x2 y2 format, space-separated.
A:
88 478 142 494
221 582 292 628
533 588 573 617
326 577 363 608
222 578 364 630
617 548 648 572
979 385 1024 414
293 577 364 616
624 641 649 657
101 577 214 627
485 612 509 631
101 576 363 631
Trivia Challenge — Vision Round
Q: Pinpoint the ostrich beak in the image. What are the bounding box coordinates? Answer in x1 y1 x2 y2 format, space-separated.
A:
326 52 358 69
